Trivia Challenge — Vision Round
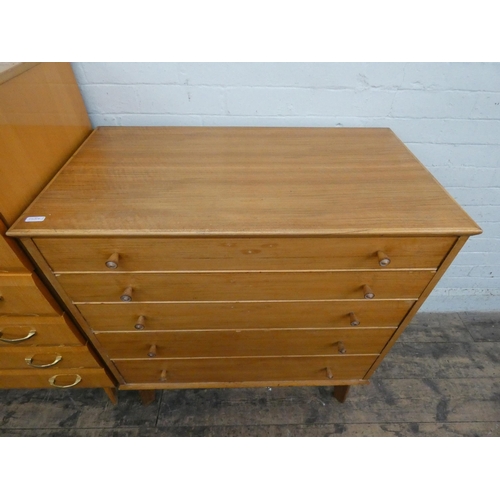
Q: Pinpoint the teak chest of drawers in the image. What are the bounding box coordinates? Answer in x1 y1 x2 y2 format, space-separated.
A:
8 127 481 403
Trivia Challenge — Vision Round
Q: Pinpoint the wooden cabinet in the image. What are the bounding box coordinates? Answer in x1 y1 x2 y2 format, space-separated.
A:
8 127 481 402
0 63 115 398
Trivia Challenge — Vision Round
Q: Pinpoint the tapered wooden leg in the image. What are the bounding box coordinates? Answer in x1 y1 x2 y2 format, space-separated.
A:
333 385 351 403
139 390 156 406
103 387 118 405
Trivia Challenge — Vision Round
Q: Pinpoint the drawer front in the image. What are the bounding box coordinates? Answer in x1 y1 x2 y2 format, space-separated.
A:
0 345 100 370
78 300 414 331
35 236 456 272
114 355 377 385
0 368 114 389
0 220 33 273
0 273 61 315
59 270 434 303
0 314 84 346
100 328 395 358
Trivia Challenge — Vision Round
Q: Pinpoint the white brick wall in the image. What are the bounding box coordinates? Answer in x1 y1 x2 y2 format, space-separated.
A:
71 62 500 312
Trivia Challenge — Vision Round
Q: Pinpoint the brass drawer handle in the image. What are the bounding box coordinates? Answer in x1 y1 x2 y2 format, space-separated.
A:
105 252 120 269
349 312 360 326
135 315 146 330
337 341 347 354
363 284 375 299
0 329 36 343
148 344 157 358
25 354 62 368
48 374 82 388
160 369 168 382
377 251 391 267
120 286 133 302
326 367 333 379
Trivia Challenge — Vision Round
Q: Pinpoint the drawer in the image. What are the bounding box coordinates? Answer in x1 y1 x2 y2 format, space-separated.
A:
0 273 62 315
0 314 85 346
0 219 33 273
34 236 456 272
59 270 434 303
0 345 100 370
114 355 378 386
100 328 395 358
0 368 114 389
78 300 414 331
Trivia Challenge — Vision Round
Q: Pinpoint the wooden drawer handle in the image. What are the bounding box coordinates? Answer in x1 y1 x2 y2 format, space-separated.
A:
105 252 120 269
148 344 157 358
25 354 62 368
135 315 146 330
0 329 36 343
363 284 375 299
326 367 333 379
120 286 133 302
337 341 346 354
160 369 168 382
48 374 82 388
377 251 391 267
349 312 360 326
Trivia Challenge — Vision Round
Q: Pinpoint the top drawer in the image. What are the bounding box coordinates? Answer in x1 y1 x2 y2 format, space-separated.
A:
34 236 457 272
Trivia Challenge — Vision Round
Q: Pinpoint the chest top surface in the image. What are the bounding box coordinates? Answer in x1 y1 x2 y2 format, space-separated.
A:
8 127 481 238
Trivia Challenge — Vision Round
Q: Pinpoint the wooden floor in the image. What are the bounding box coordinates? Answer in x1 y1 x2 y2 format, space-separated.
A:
1 312 498 437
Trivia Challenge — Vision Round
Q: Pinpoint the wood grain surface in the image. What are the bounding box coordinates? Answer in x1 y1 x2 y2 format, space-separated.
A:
8 127 481 237
34 235 456 271
114 355 377 385
0 314 84 346
99 328 395 358
0 62 91 225
79 299 414 331
58 269 434 303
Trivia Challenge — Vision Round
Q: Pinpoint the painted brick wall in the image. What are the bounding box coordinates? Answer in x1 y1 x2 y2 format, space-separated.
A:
71 63 500 312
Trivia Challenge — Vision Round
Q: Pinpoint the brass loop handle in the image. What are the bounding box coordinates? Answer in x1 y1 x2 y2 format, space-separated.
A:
0 329 36 343
363 284 375 299
337 341 347 354
326 367 333 379
120 286 133 302
25 354 62 368
148 344 157 358
135 315 146 330
48 374 82 388
106 252 120 269
377 251 391 267
349 312 360 327
160 369 168 382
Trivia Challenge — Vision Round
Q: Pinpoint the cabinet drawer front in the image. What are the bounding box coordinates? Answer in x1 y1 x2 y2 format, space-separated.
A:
0 345 100 370
115 355 377 385
0 273 61 315
100 328 395 358
0 368 114 389
35 236 456 272
79 300 414 331
60 270 434 303
0 314 84 346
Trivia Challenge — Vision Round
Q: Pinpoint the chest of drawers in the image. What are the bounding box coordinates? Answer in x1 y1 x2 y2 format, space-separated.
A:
8 127 481 403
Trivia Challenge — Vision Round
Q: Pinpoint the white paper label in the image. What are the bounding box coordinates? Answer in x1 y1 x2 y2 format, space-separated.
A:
24 216 46 222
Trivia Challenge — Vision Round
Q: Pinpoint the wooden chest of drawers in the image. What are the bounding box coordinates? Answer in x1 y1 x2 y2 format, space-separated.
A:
8 127 481 402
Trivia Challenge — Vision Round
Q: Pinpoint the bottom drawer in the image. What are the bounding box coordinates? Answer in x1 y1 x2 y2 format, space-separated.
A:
0 368 114 389
0 314 85 346
0 345 100 370
115 355 377 386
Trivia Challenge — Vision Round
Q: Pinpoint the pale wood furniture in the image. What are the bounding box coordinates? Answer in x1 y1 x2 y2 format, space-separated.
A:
0 63 116 400
8 127 481 403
